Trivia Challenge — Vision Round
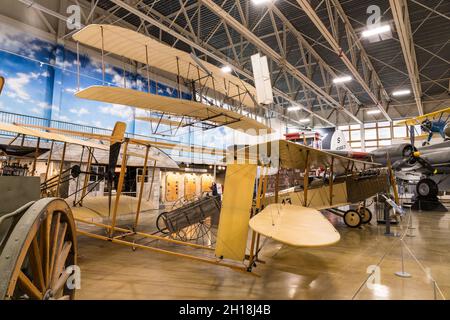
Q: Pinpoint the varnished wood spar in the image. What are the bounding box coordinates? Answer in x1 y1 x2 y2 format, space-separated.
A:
80 147 94 206
32 137 40 176
303 150 311 207
145 45 151 93
387 156 400 204
0 76 4 94
255 170 269 256
75 218 214 251
146 160 157 202
248 166 267 269
110 140 129 238
248 232 257 270
44 141 54 183
329 157 334 206
134 145 150 229
274 169 280 203
56 142 67 197
76 230 254 275
100 26 105 84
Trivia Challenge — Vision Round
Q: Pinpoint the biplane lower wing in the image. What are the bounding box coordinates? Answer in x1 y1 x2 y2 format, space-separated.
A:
232 139 379 172
249 204 341 247
75 86 273 135
0 122 109 150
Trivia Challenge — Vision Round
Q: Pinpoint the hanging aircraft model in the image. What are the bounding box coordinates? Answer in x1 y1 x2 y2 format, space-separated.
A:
72 24 272 136
396 107 450 146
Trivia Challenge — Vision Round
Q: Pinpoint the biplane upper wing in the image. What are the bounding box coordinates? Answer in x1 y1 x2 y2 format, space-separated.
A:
76 86 273 135
73 24 257 109
396 107 450 126
249 204 340 247
233 139 379 171
0 122 109 150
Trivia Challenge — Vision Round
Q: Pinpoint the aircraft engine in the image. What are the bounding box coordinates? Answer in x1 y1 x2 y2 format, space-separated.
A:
370 143 415 165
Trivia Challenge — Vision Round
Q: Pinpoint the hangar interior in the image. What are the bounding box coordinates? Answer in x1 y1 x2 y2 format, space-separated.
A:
0 0 449 300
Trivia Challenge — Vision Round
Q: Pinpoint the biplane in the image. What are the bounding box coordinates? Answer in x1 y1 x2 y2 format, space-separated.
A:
72 24 272 135
396 107 450 146
0 117 247 300
15 123 227 162
0 121 121 300
213 139 393 270
0 119 395 300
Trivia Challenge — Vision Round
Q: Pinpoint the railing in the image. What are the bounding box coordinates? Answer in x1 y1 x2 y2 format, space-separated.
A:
0 110 223 164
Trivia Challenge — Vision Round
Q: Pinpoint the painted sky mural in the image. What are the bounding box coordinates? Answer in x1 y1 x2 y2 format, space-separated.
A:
0 21 265 152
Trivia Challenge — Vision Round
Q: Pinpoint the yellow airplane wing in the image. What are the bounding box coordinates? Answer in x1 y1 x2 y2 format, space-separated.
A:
402 134 429 141
396 107 450 126
73 24 257 110
16 123 226 156
231 139 378 172
0 122 109 150
249 204 340 247
76 86 273 135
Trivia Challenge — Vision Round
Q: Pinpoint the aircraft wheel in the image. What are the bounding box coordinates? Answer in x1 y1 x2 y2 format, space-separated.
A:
343 210 362 228
0 198 77 300
156 212 170 234
416 178 438 198
359 208 373 224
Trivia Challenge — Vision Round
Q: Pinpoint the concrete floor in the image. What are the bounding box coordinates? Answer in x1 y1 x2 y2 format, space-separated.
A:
75 206 450 300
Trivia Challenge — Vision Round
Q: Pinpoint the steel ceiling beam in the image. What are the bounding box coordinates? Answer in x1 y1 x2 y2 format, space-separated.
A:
109 0 335 127
200 0 361 124
269 4 363 110
296 0 392 122
390 0 424 115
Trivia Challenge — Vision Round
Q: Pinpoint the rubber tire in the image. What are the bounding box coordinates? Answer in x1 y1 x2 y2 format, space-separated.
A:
359 208 373 224
343 210 362 228
416 178 438 198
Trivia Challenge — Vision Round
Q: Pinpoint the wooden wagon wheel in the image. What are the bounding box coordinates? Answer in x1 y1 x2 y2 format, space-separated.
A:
0 198 77 300
175 217 215 245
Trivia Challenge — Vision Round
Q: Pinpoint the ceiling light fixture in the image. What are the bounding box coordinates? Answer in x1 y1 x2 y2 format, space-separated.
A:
299 118 311 123
221 65 232 73
392 89 411 96
367 109 382 115
252 0 272 4
287 105 302 112
333 75 352 84
362 25 391 38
